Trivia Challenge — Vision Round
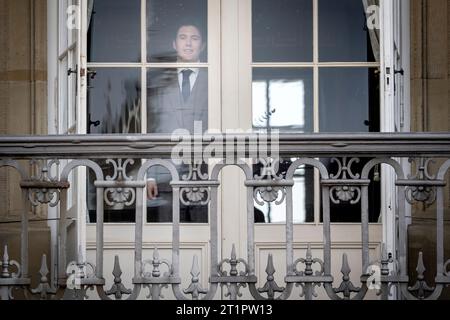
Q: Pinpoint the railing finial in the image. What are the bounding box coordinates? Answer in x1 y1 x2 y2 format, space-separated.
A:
106 255 132 299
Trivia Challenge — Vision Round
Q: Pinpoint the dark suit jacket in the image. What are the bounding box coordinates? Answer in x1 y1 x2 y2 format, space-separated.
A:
147 68 208 134
146 68 209 222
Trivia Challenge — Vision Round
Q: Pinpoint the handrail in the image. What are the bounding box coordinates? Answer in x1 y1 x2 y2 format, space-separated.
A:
0 133 449 158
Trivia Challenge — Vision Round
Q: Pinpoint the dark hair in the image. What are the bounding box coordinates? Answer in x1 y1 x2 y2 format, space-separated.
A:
174 23 205 40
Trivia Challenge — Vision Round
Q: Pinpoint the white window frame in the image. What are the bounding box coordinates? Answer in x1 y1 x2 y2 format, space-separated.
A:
47 0 86 285
235 0 391 226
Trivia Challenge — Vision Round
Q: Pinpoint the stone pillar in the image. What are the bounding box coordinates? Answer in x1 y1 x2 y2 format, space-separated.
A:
409 0 450 299
0 0 50 288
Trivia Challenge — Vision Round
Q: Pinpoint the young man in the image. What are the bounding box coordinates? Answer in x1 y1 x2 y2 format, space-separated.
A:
146 24 208 222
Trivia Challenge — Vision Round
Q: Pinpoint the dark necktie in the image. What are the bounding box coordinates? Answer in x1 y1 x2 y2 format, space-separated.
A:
181 69 193 102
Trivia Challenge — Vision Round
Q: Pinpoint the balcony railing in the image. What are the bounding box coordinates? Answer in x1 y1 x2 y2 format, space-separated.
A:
0 133 450 300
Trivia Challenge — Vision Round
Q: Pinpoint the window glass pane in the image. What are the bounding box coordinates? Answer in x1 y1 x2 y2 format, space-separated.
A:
318 67 381 223
146 68 208 223
88 0 141 62
87 68 141 223
147 0 208 63
252 0 313 62
319 0 379 62
87 68 141 134
252 68 313 132
252 68 314 224
319 68 380 132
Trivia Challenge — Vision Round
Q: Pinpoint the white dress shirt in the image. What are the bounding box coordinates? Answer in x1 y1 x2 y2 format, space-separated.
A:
177 68 199 92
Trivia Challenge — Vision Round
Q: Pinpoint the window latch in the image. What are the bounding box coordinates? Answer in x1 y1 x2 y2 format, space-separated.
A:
80 68 97 79
88 113 100 128
394 69 404 76
67 66 77 76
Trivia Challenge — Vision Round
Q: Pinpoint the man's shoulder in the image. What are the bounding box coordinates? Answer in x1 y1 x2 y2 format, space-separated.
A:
149 69 178 89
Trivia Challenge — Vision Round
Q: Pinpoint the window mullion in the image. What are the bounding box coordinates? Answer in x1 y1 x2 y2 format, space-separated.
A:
313 0 320 225
141 0 147 135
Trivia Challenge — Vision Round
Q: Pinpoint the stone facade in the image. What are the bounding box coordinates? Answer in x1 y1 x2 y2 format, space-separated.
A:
410 0 450 298
0 0 50 278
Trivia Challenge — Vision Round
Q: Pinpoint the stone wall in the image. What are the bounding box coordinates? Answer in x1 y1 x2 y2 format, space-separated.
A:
410 0 450 299
0 0 50 280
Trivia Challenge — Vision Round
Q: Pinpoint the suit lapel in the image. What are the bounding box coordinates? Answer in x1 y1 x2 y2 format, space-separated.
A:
192 70 207 130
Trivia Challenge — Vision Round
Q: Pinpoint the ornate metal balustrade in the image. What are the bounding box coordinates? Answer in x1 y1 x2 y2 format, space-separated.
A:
0 133 450 300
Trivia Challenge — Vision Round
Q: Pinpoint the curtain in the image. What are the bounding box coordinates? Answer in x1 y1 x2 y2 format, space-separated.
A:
362 0 380 62
87 0 94 30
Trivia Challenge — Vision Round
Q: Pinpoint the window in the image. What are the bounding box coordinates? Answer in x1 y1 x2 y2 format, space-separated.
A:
86 0 211 223
251 0 381 223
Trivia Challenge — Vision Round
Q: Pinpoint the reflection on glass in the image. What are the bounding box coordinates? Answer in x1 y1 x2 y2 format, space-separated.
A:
147 68 208 134
252 0 313 62
254 161 314 223
87 68 141 223
319 68 380 133
87 0 141 62
252 68 313 132
252 69 314 224
147 0 208 62
319 0 379 62
88 68 141 134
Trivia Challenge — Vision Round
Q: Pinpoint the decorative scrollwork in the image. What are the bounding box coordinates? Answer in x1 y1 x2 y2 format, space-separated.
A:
330 186 361 204
27 159 61 207
105 159 135 181
217 244 249 299
179 162 211 206
142 248 171 300
254 158 283 180
333 253 360 299
257 254 284 299
328 157 361 204
254 186 286 206
408 252 435 299
30 159 59 182
182 161 209 181
29 188 60 207
104 159 136 207
105 255 132 300
405 186 436 206
252 158 287 205
183 255 208 300
406 158 437 206
104 187 135 206
329 157 360 180
408 158 436 180
180 187 210 206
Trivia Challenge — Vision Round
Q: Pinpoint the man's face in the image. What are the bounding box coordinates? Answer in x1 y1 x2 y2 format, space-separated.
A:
173 25 205 62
